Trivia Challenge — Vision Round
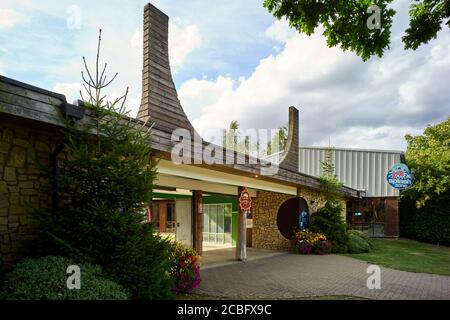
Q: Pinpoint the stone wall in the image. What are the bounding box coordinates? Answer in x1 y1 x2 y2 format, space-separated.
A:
0 121 54 270
252 187 347 251
252 191 295 250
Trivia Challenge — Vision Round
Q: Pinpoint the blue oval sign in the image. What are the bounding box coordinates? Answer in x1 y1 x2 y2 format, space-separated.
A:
387 163 413 190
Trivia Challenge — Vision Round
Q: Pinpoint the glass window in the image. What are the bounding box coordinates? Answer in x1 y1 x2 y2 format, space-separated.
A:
166 203 176 233
217 204 224 234
203 203 233 245
151 202 160 228
203 207 209 233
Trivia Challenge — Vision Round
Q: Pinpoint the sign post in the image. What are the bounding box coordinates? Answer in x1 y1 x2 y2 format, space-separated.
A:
236 187 252 261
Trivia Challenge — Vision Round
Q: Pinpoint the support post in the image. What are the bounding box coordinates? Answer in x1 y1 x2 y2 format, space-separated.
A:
193 191 203 255
236 187 247 261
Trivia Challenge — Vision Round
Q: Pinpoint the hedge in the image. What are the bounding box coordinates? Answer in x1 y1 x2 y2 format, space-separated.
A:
400 194 450 246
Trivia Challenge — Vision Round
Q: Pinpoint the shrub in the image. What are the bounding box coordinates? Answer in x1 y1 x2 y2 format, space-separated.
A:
347 231 371 254
0 256 128 300
28 32 174 299
169 242 201 293
310 202 349 253
400 193 450 246
292 229 332 255
349 230 374 249
310 147 349 253
107 224 175 300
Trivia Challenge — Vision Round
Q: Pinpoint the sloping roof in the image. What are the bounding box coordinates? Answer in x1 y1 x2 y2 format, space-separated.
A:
0 3 362 199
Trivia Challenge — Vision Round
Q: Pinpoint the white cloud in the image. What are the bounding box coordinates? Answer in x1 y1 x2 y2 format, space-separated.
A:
179 76 235 121
130 28 143 58
0 9 26 29
130 21 202 72
179 20 450 151
265 18 295 43
53 83 82 103
169 22 202 69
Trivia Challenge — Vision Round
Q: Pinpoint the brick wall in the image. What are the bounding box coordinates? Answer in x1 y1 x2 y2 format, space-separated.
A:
385 198 399 238
0 121 55 270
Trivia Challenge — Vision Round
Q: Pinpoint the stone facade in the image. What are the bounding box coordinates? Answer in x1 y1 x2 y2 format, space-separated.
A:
0 121 54 270
252 191 295 250
252 188 347 251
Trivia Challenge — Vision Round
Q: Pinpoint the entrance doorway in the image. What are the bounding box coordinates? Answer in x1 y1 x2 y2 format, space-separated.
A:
203 203 233 246
151 191 193 246
176 199 192 247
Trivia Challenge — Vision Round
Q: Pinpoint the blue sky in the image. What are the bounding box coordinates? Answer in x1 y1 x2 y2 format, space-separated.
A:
1 0 449 150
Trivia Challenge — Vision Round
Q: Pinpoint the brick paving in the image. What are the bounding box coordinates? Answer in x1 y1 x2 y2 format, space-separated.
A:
195 253 450 300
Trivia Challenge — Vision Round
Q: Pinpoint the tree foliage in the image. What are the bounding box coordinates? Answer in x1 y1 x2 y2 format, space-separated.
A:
31 30 174 299
266 126 288 155
310 147 349 253
403 117 450 207
263 0 450 60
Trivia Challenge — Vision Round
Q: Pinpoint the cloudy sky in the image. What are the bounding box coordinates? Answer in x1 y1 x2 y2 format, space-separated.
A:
1 0 449 151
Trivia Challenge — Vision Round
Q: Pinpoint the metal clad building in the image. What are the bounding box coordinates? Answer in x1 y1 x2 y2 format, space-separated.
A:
265 147 404 197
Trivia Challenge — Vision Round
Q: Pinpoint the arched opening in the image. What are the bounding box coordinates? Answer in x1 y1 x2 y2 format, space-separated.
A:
276 197 310 240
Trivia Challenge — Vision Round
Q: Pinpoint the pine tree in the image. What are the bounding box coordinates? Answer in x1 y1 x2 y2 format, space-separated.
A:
32 30 174 299
310 147 349 253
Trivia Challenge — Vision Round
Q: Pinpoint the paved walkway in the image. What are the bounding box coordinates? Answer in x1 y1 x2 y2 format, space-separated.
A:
195 252 450 300
201 247 285 270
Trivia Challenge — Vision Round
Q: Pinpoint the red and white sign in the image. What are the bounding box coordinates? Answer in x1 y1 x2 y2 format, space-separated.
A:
239 188 252 213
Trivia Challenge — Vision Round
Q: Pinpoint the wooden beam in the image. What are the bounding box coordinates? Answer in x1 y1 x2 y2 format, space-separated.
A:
236 186 247 261
159 201 166 233
193 191 203 255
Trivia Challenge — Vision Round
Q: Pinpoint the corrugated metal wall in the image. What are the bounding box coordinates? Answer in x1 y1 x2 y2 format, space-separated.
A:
265 148 404 197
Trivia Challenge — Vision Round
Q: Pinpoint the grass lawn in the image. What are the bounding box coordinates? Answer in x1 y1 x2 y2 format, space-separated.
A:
177 294 368 300
346 238 450 275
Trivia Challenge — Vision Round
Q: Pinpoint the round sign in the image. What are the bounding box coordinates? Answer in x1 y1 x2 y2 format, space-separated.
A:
387 163 413 190
239 188 252 213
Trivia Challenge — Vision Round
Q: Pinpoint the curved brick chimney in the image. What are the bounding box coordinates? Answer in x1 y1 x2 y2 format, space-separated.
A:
279 106 299 172
138 3 197 136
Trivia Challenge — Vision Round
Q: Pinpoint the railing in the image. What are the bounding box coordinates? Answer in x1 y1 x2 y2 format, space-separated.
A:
350 222 385 238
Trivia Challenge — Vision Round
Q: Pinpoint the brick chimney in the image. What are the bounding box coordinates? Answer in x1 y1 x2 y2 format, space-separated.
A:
137 3 196 135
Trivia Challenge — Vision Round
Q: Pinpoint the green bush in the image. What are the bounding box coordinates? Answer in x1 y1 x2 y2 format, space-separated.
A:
400 194 450 246
28 33 174 300
1 256 128 300
347 231 372 254
107 224 175 300
349 230 374 249
310 202 349 253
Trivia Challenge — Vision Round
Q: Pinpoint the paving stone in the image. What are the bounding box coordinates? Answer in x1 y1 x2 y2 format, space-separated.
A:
195 252 450 300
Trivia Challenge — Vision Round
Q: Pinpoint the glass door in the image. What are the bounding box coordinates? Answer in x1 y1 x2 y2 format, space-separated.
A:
203 203 232 245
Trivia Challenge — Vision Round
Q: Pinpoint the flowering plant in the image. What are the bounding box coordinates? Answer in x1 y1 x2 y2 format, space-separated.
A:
169 241 201 293
292 229 332 255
